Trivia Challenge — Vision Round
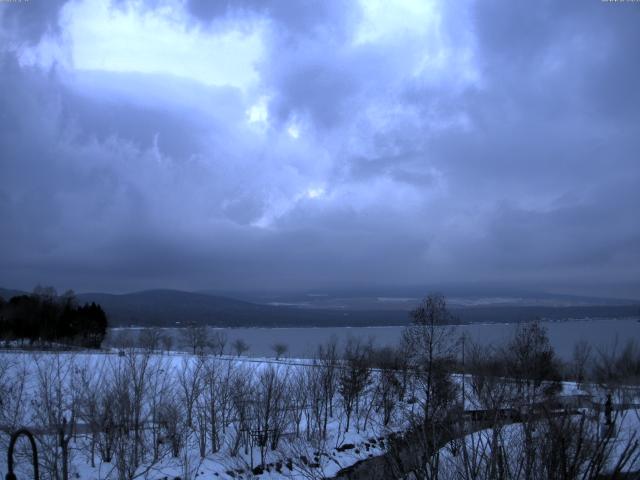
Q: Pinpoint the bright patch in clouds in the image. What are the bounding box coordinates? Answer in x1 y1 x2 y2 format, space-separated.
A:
287 124 300 139
246 96 269 124
353 0 479 89
354 0 438 45
306 187 325 199
34 0 265 90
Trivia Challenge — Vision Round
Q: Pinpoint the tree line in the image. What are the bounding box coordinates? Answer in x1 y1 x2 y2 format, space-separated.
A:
0 286 108 348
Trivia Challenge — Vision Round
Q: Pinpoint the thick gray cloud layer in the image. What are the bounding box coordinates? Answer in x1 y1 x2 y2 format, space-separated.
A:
0 0 639 297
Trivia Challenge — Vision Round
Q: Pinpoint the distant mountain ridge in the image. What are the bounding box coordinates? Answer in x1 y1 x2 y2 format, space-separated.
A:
1 287 638 327
203 288 639 310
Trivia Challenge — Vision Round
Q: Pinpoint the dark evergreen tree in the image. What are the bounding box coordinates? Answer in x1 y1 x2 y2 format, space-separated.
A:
0 287 108 348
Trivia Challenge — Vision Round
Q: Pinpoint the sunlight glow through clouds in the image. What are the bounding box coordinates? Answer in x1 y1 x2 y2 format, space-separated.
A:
354 0 439 45
246 96 269 124
52 0 265 90
354 0 480 90
287 124 300 139
250 185 327 229
306 187 325 199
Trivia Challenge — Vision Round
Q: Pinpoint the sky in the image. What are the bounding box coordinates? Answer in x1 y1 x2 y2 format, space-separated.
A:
0 0 639 298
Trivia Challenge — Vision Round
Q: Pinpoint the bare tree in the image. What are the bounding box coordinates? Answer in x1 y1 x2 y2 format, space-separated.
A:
194 370 210 458
157 393 184 458
31 353 80 480
402 294 458 423
193 357 240 458
463 341 520 479
209 330 227 356
139 327 163 352
272 342 288 360
570 339 592 386
200 357 223 454
251 365 291 465
505 320 561 407
177 356 204 430
77 357 109 468
316 338 339 439
216 360 237 440
146 355 173 462
286 369 309 438
505 322 561 480
593 338 640 401
105 349 157 480
181 324 209 355
109 329 137 351
0 355 28 432
160 332 174 352
396 294 460 478
369 347 405 427
232 338 250 357
338 338 372 432
229 366 254 457
305 359 326 440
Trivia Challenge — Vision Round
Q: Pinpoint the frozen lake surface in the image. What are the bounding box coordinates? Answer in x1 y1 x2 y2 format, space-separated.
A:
108 317 640 360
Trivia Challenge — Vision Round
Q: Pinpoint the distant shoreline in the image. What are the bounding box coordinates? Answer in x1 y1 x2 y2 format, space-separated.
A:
109 315 640 330
104 318 640 360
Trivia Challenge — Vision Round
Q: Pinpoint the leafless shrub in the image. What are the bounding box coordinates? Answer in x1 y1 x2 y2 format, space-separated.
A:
272 342 289 360
209 331 227 356
31 353 79 480
181 324 209 355
232 338 250 356
570 339 592 386
338 338 372 433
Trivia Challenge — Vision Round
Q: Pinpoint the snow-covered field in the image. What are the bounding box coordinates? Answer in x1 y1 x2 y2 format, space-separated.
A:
0 349 638 479
0 350 409 480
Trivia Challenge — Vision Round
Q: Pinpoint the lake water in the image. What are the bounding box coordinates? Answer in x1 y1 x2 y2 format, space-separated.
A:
107 318 640 360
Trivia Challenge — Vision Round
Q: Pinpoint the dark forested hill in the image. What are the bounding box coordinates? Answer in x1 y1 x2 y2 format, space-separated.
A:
1 287 638 327
75 289 409 327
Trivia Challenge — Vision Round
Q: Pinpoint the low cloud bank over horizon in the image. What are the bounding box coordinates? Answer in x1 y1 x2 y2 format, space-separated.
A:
1 0 639 298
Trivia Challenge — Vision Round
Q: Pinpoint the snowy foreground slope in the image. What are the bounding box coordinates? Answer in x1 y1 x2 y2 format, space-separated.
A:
0 350 409 480
436 410 640 478
0 349 638 479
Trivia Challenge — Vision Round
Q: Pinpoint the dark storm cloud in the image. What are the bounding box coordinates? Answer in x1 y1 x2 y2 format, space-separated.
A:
185 0 359 38
186 0 369 128
0 0 639 297
426 0 640 271
0 0 68 43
